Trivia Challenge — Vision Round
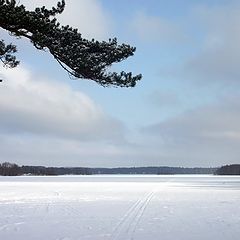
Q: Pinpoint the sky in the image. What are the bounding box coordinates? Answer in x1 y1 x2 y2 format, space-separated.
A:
1 0 240 167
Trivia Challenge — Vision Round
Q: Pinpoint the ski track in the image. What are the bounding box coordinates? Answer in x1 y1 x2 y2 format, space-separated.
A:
111 190 155 240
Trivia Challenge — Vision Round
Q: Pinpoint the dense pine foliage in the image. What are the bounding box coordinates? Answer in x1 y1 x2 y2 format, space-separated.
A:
0 0 141 87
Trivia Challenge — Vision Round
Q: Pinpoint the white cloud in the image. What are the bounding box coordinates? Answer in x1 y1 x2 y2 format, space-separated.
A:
0 66 124 142
19 0 111 39
0 66 130 167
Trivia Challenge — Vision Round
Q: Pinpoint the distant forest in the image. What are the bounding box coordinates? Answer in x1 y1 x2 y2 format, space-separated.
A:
215 164 240 175
0 162 219 176
91 167 217 175
2 163 240 176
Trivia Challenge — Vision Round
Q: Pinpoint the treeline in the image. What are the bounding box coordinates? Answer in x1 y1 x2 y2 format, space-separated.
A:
215 164 240 175
91 167 217 175
21 165 92 175
0 162 91 176
0 162 21 176
0 162 218 176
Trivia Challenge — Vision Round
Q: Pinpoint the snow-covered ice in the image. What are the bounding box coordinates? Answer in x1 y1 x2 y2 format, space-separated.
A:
0 175 239 240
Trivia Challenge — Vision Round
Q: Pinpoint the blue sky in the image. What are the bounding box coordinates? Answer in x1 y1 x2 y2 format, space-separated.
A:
1 0 240 167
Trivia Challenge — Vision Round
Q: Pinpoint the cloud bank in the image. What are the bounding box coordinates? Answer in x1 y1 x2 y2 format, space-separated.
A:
142 95 240 167
0 67 124 142
1 66 240 167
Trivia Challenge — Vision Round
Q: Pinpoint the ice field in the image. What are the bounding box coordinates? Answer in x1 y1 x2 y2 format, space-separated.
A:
0 175 240 240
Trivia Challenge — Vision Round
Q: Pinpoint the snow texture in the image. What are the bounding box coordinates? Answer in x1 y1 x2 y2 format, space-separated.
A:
0 175 239 240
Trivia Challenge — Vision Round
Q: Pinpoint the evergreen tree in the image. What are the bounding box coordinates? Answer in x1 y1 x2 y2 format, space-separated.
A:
215 164 240 175
0 162 22 176
0 0 142 87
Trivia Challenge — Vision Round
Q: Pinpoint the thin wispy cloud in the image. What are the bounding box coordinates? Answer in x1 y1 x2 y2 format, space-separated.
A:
131 11 185 44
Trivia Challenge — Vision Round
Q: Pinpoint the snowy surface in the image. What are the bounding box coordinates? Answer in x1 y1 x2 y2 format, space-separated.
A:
0 175 240 240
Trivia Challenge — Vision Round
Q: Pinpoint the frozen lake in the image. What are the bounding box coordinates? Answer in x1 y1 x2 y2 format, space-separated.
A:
0 175 239 240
